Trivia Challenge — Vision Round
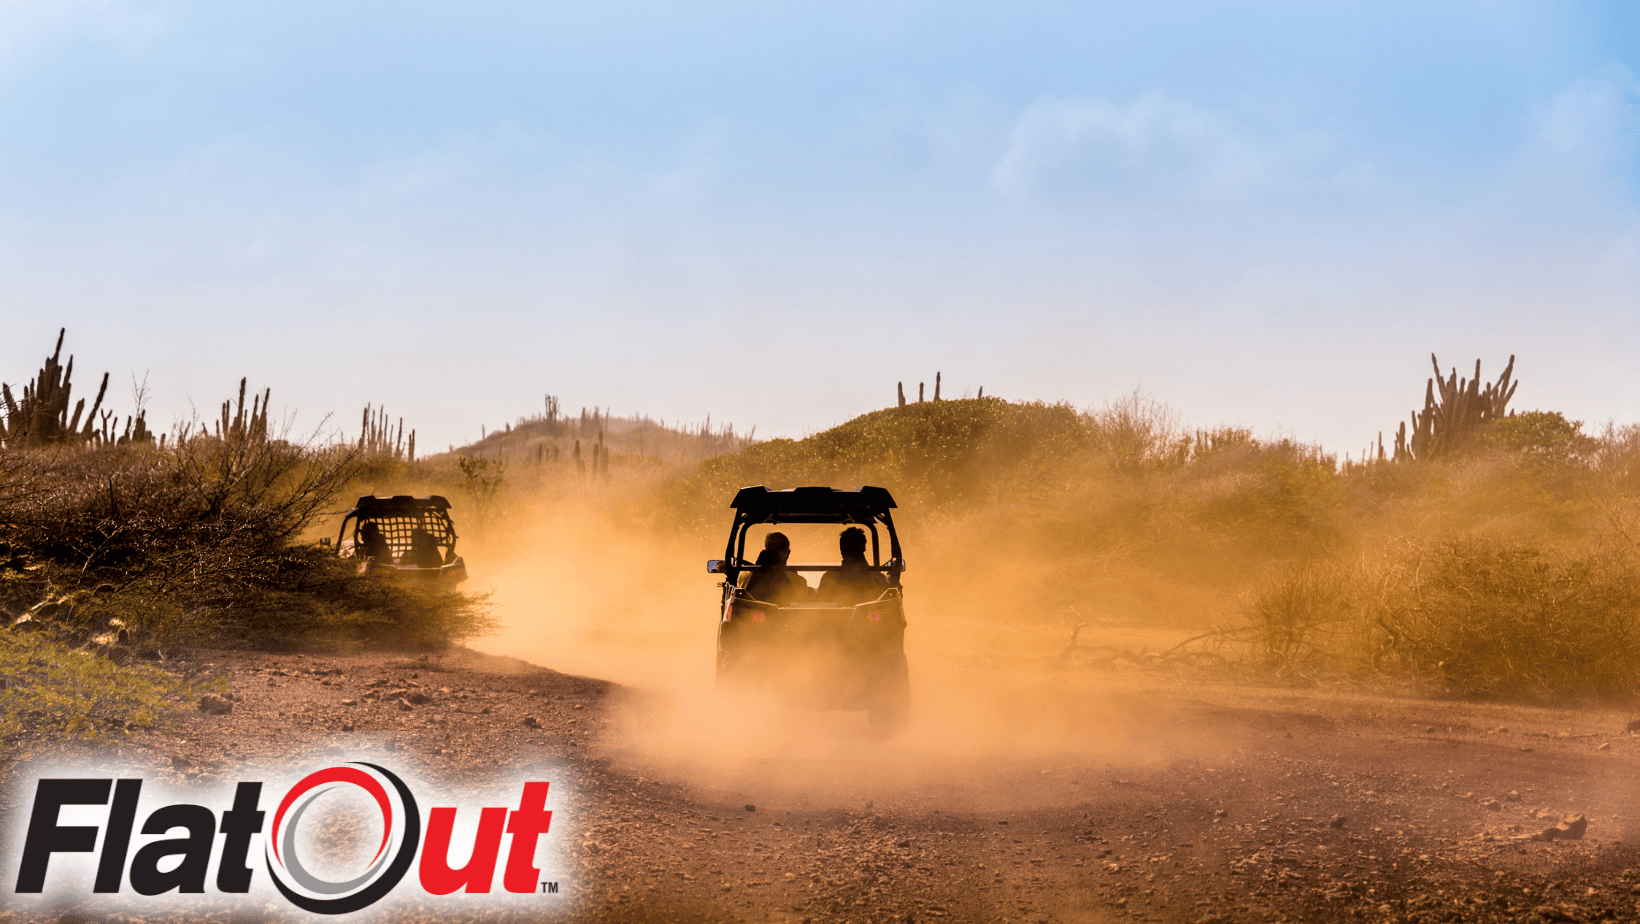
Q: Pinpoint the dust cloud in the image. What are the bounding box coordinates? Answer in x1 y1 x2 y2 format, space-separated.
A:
465 489 1246 813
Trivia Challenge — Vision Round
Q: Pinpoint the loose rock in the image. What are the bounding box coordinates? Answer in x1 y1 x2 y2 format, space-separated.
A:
1531 814 1588 841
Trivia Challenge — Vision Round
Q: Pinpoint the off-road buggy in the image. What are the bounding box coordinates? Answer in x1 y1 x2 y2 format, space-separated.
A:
708 485 909 732
331 495 468 584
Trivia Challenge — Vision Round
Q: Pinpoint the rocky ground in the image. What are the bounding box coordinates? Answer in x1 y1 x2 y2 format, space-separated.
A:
4 646 1640 923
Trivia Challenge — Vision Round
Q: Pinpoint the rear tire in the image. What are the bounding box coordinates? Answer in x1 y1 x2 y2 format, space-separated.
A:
716 646 746 691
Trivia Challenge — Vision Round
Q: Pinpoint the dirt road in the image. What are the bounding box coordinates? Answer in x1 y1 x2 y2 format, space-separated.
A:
6 648 1640 924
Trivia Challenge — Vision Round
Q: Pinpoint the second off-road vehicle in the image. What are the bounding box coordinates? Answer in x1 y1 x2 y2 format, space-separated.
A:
331 495 468 584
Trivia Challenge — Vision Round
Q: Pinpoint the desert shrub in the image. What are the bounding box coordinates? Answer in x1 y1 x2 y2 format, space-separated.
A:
458 455 507 525
1186 427 1258 463
1232 539 1640 699
0 632 220 742
220 546 495 645
0 436 354 640
1087 390 1183 470
1195 440 1340 536
349 452 412 487
1478 410 1598 463
1376 538 1640 700
1594 422 1640 476
1236 560 1363 671
0 435 491 648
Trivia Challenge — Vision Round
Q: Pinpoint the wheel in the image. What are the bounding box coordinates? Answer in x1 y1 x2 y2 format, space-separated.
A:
716 646 747 690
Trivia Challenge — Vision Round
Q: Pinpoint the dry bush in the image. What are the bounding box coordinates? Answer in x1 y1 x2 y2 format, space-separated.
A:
1234 560 1364 672
215 546 495 646
1230 537 1640 701
1369 538 1640 700
0 430 490 648
1087 390 1183 470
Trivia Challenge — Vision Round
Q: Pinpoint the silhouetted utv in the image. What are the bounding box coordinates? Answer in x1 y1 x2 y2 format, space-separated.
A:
329 495 469 585
708 486 910 734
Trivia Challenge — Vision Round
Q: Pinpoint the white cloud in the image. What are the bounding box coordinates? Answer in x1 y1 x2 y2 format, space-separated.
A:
991 91 1299 207
1522 63 1640 180
1481 64 1640 238
0 0 166 69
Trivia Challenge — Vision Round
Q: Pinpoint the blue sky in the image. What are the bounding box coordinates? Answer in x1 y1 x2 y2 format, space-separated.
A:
2 1 1637 457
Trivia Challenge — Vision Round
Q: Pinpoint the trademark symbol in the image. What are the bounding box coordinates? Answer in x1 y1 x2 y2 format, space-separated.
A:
540 881 559 894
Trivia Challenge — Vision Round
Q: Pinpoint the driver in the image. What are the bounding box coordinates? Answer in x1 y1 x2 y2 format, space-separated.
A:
740 531 811 604
818 527 887 605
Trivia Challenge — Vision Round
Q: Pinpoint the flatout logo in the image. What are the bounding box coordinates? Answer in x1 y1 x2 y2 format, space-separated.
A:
10 762 561 914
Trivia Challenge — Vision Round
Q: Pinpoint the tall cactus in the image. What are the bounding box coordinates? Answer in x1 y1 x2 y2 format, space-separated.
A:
357 403 414 459
1392 354 1518 461
216 379 271 444
0 329 113 447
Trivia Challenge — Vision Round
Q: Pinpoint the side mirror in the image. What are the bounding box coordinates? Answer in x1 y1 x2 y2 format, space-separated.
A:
892 559 907 572
707 559 725 574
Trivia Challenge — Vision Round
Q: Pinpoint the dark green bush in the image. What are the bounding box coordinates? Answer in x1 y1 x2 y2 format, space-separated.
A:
1479 410 1598 462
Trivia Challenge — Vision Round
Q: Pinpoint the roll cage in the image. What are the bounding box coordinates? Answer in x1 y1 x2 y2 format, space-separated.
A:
336 494 460 565
712 485 904 586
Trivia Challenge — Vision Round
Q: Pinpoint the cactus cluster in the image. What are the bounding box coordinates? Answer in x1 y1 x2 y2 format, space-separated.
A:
570 434 611 481
217 378 271 444
0 329 154 448
358 403 415 461
896 372 949 407
1392 354 1518 462
451 399 753 475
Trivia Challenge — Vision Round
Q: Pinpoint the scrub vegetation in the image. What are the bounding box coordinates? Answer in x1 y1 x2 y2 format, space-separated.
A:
0 332 765 737
0 631 219 742
6 330 1639 736
660 368 1640 702
0 336 494 653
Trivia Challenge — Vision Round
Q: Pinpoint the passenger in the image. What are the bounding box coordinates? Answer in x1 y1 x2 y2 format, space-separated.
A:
404 527 444 568
359 522 393 564
739 531 810 604
818 527 887 606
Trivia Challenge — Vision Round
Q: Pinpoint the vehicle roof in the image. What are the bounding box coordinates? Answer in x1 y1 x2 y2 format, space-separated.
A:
730 485 896 524
345 495 453 517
